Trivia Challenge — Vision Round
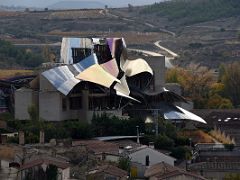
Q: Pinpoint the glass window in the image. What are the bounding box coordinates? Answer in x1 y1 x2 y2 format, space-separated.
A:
94 44 112 64
72 48 92 63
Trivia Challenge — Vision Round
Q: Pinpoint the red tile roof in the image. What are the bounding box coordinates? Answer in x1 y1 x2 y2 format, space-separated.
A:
72 140 119 154
88 165 128 178
145 162 206 180
20 157 70 170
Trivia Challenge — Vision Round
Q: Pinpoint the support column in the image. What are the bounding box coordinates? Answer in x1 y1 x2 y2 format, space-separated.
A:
81 90 89 123
39 130 45 144
19 131 25 145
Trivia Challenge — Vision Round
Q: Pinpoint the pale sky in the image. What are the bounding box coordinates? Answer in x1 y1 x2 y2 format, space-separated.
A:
0 0 164 8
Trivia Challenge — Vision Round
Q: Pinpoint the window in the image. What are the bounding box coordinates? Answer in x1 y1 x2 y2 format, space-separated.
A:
94 44 112 64
69 97 82 110
145 155 150 166
72 48 92 63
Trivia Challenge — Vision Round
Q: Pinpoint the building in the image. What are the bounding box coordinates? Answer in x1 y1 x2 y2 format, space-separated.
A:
128 146 176 167
86 164 128 180
14 37 165 122
14 37 205 124
145 162 206 180
72 140 119 161
19 156 70 180
125 145 176 178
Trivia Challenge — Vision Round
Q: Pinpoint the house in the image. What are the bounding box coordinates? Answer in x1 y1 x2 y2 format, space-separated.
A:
86 164 128 180
0 145 23 179
126 146 176 178
72 140 119 162
19 156 70 180
128 146 176 167
145 162 206 180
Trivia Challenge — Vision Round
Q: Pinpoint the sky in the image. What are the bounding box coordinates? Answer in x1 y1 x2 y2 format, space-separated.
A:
0 0 165 8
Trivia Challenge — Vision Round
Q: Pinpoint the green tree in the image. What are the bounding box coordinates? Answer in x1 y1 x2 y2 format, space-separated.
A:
170 146 191 160
118 157 130 172
28 104 39 121
154 134 174 150
221 62 240 106
166 64 215 108
207 94 233 109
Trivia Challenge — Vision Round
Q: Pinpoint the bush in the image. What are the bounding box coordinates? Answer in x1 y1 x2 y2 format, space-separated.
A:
7 136 18 144
154 135 174 150
118 157 130 172
64 121 93 139
0 39 44 68
170 146 191 160
175 136 189 146
142 135 155 145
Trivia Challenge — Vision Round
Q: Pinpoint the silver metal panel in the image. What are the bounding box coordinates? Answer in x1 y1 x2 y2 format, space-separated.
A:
76 64 120 88
123 58 153 77
42 66 80 95
101 58 119 78
163 106 206 124
73 54 98 72
176 106 207 124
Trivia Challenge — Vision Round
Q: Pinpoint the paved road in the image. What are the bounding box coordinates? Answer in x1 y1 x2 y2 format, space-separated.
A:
154 40 179 58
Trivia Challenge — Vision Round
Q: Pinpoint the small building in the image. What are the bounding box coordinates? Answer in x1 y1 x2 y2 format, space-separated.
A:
86 164 128 180
128 146 176 167
72 140 119 162
145 162 206 180
19 156 70 180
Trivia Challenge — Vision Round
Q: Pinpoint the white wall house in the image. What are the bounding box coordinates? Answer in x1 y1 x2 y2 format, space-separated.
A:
129 146 176 167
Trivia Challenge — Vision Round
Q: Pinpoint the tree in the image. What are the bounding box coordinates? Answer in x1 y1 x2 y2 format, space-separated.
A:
170 146 191 160
28 104 39 121
154 135 174 150
209 82 225 96
207 94 233 109
118 157 130 172
221 62 240 106
166 64 215 108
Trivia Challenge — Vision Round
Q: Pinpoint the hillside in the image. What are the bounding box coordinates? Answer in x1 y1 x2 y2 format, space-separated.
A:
141 0 240 25
0 5 239 69
48 1 105 10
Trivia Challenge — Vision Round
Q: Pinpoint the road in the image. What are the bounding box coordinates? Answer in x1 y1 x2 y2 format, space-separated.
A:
154 40 179 58
128 48 173 69
101 9 178 68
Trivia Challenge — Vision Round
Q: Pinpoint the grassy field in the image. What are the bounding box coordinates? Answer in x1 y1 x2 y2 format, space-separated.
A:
48 30 165 45
0 69 34 80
